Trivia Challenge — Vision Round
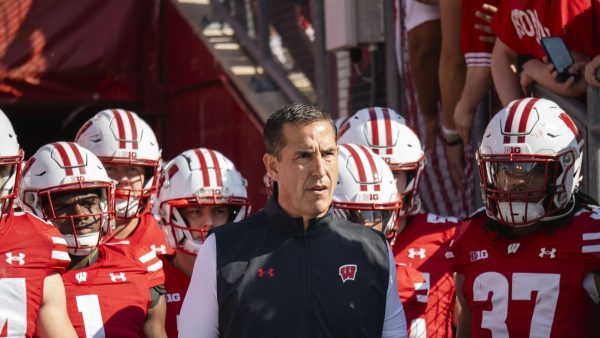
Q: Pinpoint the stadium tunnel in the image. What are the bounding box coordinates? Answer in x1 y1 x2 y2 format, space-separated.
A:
0 0 271 211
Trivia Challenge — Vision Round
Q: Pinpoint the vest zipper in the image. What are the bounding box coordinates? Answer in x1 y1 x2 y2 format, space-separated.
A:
303 230 313 334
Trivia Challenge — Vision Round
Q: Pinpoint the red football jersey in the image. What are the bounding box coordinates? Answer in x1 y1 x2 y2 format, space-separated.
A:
447 209 600 338
461 0 500 67
161 255 191 338
0 211 70 337
108 213 174 256
491 0 600 60
392 213 457 338
62 243 165 338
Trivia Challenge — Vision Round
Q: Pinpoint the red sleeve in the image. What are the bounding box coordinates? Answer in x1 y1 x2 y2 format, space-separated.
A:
135 246 166 288
47 228 71 273
562 0 600 57
461 0 500 67
25 212 71 273
490 0 530 56
445 220 473 274
578 211 600 270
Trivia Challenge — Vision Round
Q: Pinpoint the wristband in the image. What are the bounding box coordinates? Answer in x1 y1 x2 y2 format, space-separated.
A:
441 126 462 146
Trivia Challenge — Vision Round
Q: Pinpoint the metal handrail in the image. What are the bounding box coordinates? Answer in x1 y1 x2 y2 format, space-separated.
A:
211 1 310 104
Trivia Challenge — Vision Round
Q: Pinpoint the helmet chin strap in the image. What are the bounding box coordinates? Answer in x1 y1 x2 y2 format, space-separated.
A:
63 232 100 256
497 201 545 226
115 197 140 218
181 237 202 255
496 194 577 227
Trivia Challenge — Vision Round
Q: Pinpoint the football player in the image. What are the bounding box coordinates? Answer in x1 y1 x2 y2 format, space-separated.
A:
0 111 76 338
75 109 172 256
339 107 457 338
447 98 600 337
332 143 402 236
19 142 166 337
157 148 250 337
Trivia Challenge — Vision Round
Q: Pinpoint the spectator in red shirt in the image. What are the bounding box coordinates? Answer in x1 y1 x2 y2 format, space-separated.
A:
491 0 599 105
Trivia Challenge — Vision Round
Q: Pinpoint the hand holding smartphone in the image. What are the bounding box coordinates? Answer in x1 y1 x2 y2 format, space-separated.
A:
540 36 580 83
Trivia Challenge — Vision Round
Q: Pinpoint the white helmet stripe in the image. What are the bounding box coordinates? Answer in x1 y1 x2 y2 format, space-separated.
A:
194 149 212 187
207 149 223 187
367 108 381 154
381 108 394 155
342 144 381 192
367 107 394 154
516 98 540 143
356 144 381 191
54 142 86 176
341 144 368 191
503 98 540 144
112 109 139 150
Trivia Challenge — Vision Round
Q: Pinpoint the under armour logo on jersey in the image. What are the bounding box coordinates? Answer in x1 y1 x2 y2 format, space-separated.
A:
539 248 556 259
507 243 521 254
75 272 87 284
5 252 25 265
150 244 167 255
109 272 127 282
339 264 358 283
257 268 275 278
470 250 488 262
408 248 426 259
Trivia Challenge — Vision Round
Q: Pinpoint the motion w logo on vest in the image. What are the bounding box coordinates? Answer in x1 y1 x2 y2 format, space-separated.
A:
339 264 358 283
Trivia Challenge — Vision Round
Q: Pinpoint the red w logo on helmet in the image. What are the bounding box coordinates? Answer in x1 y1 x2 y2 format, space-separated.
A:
339 264 357 283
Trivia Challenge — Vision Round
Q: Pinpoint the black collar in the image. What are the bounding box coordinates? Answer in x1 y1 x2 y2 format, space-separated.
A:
264 192 335 238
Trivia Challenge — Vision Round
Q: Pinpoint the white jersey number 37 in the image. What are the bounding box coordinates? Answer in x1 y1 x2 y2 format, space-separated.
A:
473 272 560 338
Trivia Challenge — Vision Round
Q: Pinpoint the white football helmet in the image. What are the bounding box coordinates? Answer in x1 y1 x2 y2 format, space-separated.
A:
333 143 402 238
75 109 161 219
0 109 23 219
158 148 250 255
477 98 583 227
338 107 425 215
19 142 114 255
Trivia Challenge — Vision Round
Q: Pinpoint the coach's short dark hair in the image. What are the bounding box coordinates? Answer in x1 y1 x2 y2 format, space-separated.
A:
264 103 336 158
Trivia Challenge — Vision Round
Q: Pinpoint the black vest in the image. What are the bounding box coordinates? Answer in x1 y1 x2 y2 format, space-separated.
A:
213 196 390 338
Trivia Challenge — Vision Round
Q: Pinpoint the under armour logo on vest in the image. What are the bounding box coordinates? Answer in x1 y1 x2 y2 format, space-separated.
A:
339 264 357 283
257 268 274 278
408 248 426 259
5 252 25 265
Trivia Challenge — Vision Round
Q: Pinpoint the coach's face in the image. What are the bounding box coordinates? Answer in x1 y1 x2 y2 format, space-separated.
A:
264 121 338 225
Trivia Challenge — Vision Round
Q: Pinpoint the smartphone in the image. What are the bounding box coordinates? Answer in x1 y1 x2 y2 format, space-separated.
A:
540 36 578 82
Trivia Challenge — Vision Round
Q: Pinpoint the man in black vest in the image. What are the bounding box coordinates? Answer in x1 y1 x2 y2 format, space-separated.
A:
179 103 407 338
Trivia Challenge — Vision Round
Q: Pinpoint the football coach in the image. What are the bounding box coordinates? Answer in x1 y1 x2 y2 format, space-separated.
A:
179 103 407 338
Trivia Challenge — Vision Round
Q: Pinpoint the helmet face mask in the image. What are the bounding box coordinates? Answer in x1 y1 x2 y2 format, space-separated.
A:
75 109 162 219
0 110 23 221
158 148 250 255
333 201 400 233
37 186 112 255
162 197 246 252
0 153 23 219
477 98 583 227
479 152 571 227
392 159 425 216
103 160 160 219
19 142 115 256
